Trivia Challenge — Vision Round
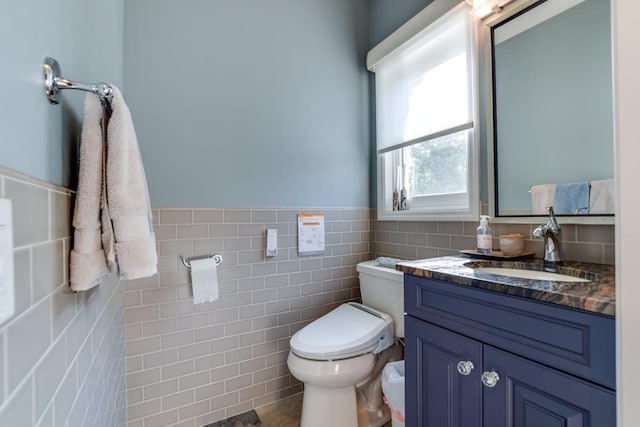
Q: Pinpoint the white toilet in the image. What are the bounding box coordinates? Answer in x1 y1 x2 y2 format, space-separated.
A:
287 260 404 427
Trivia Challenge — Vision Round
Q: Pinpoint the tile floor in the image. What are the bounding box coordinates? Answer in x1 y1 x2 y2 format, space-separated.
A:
255 394 393 427
206 393 394 427
255 393 303 426
206 410 262 427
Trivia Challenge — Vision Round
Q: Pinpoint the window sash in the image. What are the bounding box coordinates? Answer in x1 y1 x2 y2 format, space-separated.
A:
379 128 473 209
376 121 473 155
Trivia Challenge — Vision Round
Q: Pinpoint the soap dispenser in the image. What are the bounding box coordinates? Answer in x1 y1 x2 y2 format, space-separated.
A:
477 215 492 255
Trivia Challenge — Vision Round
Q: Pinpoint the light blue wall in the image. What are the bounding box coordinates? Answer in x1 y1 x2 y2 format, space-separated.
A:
369 0 433 47
124 0 371 208
0 0 124 188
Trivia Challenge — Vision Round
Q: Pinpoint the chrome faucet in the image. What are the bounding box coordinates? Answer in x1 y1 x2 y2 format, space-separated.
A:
533 206 563 263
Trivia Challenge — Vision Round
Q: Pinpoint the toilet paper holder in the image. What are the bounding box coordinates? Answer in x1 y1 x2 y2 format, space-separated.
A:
180 253 223 270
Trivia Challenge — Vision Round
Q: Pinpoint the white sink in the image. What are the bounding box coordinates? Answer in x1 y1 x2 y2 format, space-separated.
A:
473 267 591 283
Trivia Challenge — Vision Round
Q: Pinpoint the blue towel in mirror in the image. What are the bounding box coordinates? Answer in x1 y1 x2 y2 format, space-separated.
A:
554 182 590 215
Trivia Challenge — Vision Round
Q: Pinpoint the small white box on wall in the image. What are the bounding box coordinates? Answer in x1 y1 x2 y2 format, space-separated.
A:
266 228 278 257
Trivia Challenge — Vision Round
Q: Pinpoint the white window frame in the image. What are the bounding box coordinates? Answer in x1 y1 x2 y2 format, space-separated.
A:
367 0 480 221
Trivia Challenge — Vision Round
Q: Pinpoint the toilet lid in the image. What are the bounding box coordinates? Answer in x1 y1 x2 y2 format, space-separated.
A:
290 303 394 360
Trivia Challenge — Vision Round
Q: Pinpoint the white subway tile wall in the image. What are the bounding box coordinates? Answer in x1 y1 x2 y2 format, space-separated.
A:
127 206 615 427
0 169 127 427
371 210 615 265
125 208 371 426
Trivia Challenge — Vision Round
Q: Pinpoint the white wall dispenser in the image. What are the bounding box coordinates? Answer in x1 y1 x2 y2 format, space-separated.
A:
266 228 278 257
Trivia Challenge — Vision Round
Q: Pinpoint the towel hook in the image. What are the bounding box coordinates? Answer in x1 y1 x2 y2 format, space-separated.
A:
180 254 223 270
43 57 113 104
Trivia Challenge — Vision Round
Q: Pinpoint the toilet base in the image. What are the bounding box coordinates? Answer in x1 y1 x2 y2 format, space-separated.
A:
298 384 393 427
297 343 404 427
300 383 359 427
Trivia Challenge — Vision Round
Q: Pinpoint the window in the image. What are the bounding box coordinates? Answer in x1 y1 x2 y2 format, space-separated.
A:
368 1 479 221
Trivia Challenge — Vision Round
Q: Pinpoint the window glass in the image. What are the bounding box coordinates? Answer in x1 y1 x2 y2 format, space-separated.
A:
405 130 469 198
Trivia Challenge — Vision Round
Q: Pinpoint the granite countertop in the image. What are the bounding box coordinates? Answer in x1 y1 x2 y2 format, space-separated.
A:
396 256 615 316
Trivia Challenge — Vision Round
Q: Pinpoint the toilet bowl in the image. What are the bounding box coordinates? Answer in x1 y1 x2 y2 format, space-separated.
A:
287 261 404 427
287 352 377 426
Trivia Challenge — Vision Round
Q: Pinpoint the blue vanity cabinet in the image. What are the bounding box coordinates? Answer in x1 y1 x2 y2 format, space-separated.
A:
405 315 483 427
483 346 615 426
404 274 616 427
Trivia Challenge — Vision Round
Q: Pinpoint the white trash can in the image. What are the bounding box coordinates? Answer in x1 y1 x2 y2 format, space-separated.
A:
381 360 405 427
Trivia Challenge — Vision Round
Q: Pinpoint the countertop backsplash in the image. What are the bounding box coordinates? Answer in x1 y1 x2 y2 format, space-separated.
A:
371 210 614 266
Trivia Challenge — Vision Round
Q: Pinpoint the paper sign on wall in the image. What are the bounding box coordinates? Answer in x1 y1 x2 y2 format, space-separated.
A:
297 213 325 256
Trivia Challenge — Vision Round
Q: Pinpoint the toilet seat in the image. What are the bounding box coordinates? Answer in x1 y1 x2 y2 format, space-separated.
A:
290 302 394 360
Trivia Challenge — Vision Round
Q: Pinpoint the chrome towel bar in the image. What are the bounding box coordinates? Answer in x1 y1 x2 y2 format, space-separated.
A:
180 254 223 270
42 57 113 104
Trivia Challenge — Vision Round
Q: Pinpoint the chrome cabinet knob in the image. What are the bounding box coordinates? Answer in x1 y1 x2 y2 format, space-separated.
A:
481 370 500 388
457 361 474 376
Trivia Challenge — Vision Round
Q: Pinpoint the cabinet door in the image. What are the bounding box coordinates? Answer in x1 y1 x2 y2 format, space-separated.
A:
405 316 483 427
482 346 616 427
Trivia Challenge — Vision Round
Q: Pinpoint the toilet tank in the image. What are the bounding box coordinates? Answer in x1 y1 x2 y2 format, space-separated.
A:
356 260 404 338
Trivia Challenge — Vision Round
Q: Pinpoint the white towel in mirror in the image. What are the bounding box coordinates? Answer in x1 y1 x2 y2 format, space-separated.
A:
589 179 615 214
530 184 556 215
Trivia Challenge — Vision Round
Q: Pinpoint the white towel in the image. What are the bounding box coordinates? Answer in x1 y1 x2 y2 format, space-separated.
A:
530 184 555 215
70 87 157 291
589 179 615 214
190 258 219 304
106 87 157 280
70 95 112 291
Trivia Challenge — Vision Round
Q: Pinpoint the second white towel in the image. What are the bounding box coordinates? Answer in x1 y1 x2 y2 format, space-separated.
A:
589 179 615 214
530 184 556 215
190 258 219 304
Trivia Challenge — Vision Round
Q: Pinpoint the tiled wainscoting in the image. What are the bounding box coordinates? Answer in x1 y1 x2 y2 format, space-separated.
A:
124 208 372 426
371 214 615 265
127 206 615 427
0 169 127 426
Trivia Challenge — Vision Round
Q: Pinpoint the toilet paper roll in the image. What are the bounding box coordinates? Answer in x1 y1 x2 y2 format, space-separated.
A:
190 258 219 304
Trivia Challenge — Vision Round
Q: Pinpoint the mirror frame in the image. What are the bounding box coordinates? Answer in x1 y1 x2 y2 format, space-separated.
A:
484 0 615 225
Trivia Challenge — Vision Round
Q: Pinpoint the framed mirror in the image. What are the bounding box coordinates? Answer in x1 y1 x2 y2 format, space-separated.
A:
487 0 614 224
